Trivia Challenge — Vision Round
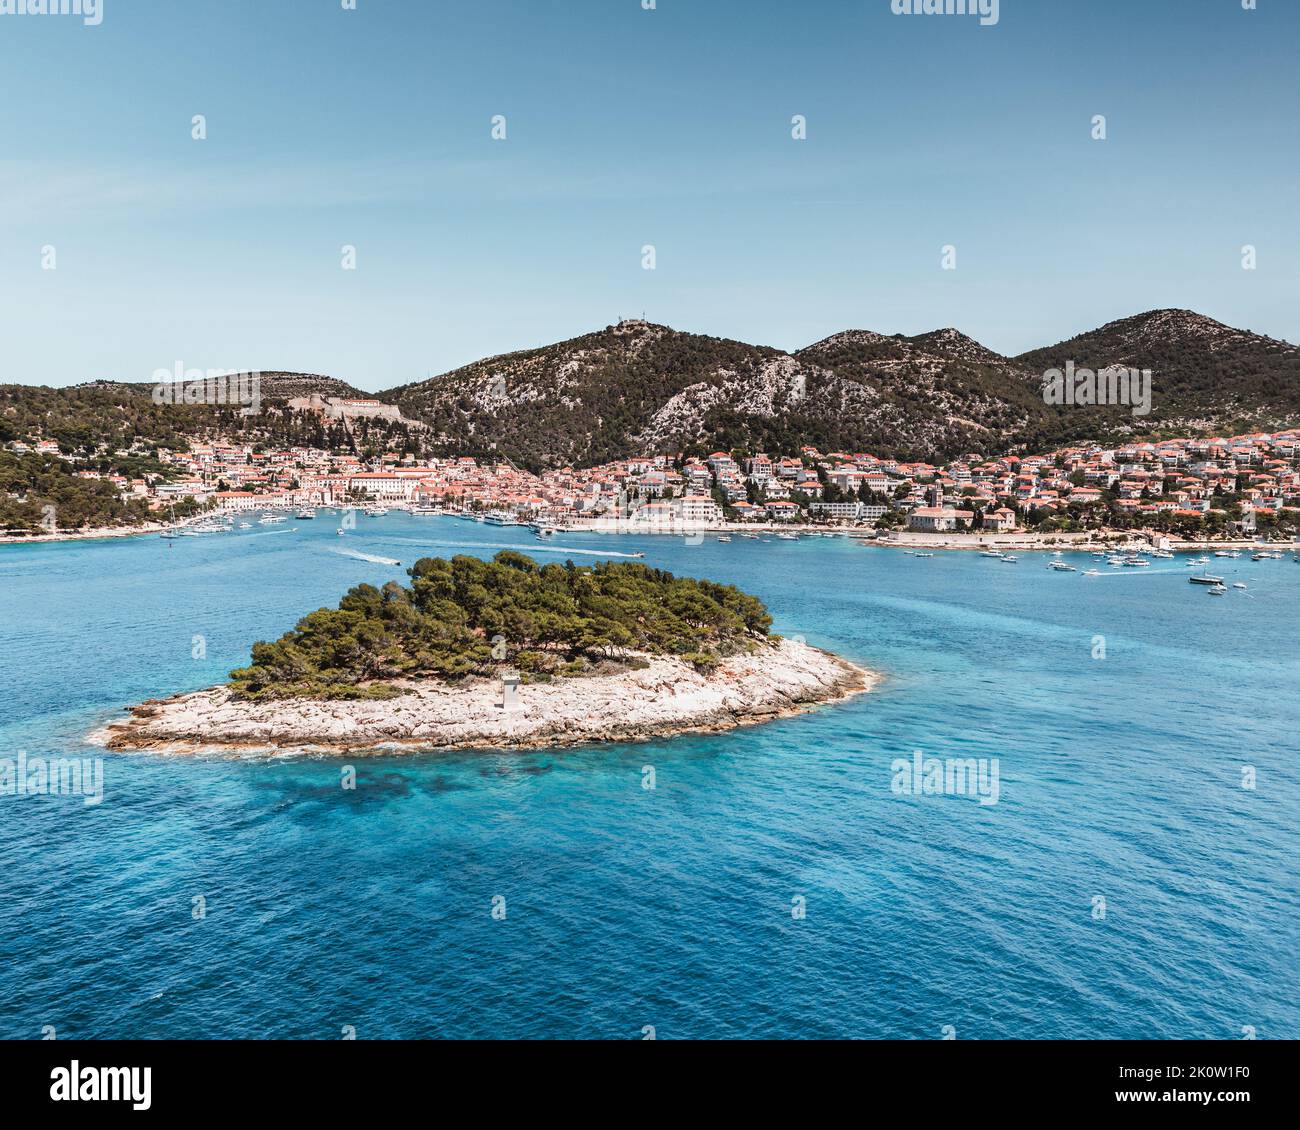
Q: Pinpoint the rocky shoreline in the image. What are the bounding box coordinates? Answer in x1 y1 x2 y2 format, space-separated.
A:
90 638 876 757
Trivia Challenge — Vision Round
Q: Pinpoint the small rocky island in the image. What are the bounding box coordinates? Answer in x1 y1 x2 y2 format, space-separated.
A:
94 551 874 755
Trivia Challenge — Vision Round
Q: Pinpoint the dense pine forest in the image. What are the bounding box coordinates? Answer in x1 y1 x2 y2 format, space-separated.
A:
228 551 775 700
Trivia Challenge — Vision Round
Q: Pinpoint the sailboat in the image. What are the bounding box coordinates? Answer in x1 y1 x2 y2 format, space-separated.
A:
159 502 179 541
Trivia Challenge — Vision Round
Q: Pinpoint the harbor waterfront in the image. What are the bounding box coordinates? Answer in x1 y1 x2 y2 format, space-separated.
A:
0 513 1296 1039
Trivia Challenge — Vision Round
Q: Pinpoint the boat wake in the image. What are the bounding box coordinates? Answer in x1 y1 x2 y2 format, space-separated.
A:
374 537 647 559
330 548 402 566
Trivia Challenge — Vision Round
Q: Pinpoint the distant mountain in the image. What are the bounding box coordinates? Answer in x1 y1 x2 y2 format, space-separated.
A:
791 329 1046 461
383 320 819 469
1015 309 1300 435
382 319 1051 468
6 311 1297 468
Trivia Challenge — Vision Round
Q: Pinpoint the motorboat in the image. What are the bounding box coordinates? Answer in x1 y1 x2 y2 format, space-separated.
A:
295 509 315 520
1188 574 1225 585
1048 561 1076 572
1207 584 1228 595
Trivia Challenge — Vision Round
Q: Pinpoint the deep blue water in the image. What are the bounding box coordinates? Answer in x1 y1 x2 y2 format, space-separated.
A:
1 515 1296 1040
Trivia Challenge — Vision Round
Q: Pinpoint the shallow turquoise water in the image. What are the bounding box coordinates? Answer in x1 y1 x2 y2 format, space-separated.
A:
1 516 1296 1039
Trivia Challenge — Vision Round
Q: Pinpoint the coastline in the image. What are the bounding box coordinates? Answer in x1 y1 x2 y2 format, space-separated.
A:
0 522 167 546
0 511 220 547
90 638 877 757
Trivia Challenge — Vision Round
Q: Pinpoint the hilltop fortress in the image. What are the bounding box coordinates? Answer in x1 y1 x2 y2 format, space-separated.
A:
287 393 405 423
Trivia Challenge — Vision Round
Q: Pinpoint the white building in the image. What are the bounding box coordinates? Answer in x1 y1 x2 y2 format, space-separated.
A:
908 507 969 532
678 496 722 524
348 473 418 500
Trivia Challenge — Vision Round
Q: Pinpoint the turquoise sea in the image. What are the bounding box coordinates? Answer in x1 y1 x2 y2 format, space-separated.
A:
1 515 1296 1039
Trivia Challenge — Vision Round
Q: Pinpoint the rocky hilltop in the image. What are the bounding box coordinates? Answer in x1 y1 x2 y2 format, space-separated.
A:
92 638 875 756
8 309 1296 475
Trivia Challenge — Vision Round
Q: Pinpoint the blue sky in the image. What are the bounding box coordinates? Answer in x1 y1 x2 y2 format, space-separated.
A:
1 0 1296 390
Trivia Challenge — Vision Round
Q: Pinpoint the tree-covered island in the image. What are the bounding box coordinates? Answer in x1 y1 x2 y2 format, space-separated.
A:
229 550 774 700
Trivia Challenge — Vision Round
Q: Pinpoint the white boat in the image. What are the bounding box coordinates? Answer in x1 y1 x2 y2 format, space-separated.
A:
259 515 287 525
1048 561 1076 572
238 522 252 529
364 507 388 517
1000 555 1018 563
295 509 315 520
1082 568 1101 577
1208 584 1228 595
1232 582 1247 590
776 532 798 541
717 535 731 542
1213 550 1233 558
336 528 345 536
912 552 934 558
1122 557 1149 567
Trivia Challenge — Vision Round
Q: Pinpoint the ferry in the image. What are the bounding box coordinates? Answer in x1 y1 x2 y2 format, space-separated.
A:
1122 557 1150 567
482 512 519 526
364 507 388 517
1188 574 1225 586
259 514 287 525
